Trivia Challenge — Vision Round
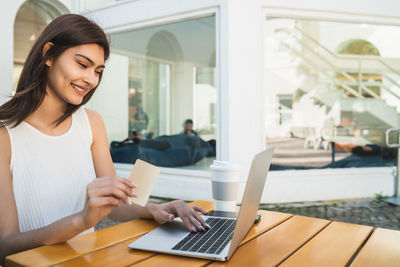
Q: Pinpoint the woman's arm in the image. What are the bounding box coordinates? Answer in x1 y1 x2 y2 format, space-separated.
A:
86 109 209 231
0 126 133 264
87 108 157 220
0 128 86 263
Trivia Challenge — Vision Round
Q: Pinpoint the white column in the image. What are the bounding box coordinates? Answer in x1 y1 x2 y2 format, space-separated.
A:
219 0 264 176
173 61 196 134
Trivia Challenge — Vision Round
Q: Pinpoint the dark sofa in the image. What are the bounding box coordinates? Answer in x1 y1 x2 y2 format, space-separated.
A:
110 134 215 167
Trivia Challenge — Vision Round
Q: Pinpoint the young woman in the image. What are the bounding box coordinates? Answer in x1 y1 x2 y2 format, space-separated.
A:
0 14 208 262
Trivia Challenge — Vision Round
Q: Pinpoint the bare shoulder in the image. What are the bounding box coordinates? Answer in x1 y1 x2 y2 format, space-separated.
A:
84 108 107 143
84 108 103 124
84 108 105 130
0 126 11 165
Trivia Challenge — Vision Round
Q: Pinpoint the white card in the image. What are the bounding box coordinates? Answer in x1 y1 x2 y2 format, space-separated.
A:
127 159 160 206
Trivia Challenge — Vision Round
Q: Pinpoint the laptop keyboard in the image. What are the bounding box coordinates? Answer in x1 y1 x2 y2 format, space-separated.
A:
171 217 237 255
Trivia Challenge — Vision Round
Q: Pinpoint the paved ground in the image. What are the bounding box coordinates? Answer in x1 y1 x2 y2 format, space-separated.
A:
96 197 400 231
260 198 400 231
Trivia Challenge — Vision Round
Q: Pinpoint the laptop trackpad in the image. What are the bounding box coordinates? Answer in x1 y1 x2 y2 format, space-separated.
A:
129 218 199 251
157 219 189 235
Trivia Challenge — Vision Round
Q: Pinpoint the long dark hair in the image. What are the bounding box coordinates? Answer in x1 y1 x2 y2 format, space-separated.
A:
0 14 110 127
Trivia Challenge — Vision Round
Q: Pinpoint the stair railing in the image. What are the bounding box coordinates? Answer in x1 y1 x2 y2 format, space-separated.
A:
277 25 400 103
277 28 371 98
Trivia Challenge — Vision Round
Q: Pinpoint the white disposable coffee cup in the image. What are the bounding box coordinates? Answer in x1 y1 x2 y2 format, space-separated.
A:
210 160 241 212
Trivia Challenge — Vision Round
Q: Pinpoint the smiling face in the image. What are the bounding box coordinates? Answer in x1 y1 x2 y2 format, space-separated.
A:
45 43 105 106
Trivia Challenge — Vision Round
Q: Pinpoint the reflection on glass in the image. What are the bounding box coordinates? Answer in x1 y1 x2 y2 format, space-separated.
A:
13 0 61 91
264 18 400 170
125 55 171 138
109 16 216 169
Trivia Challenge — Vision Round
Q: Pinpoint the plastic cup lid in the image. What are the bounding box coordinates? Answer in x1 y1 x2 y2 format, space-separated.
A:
210 160 241 171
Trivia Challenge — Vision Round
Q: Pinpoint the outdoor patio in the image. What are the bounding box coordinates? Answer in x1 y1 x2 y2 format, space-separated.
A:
96 197 400 231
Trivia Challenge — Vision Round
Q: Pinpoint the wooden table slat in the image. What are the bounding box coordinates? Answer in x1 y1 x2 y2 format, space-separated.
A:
350 228 400 267
5 200 213 267
55 210 292 267
131 210 293 267
9 200 400 267
280 221 373 267
208 215 330 267
54 237 153 267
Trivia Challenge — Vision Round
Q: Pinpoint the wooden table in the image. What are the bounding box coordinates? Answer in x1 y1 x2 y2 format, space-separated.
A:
6 200 400 267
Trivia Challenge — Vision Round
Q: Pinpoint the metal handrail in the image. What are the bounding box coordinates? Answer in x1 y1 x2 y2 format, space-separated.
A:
292 44 364 98
294 25 400 72
379 58 400 78
386 128 400 199
337 71 380 99
279 29 373 98
281 41 359 98
278 26 400 102
380 84 400 102
294 24 400 81
279 34 364 98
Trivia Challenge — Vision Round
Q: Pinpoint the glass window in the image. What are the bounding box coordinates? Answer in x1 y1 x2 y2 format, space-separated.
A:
263 18 400 170
109 15 216 169
14 0 63 91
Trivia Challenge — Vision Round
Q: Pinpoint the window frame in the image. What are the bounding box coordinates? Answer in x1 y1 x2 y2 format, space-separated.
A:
86 3 221 171
260 3 400 179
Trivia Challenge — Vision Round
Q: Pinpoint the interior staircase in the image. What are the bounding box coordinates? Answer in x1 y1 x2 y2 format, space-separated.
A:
275 24 400 147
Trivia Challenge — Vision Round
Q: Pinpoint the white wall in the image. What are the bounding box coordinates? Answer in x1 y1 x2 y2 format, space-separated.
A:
115 163 394 203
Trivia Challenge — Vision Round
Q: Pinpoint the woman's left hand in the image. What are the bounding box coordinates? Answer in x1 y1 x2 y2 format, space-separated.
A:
146 200 209 232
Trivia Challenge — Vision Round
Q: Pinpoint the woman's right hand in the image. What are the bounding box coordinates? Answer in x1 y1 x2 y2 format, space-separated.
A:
79 176 137 228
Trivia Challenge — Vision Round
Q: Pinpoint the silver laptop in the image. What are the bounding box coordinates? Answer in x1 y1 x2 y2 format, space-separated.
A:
128 147 274 261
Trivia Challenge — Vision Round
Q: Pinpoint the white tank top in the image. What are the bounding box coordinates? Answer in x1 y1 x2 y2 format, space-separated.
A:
6 107 96 234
